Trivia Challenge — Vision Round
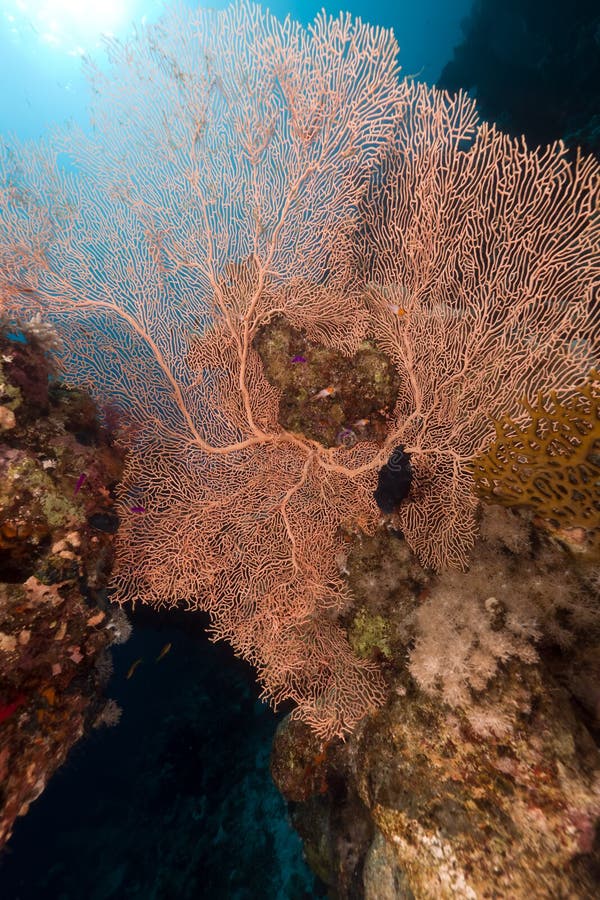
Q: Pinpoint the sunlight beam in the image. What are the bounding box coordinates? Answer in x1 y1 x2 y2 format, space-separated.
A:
6 0 136 52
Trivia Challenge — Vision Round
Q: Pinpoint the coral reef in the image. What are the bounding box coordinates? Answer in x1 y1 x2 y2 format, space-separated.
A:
1 1 597 737
0 5 597 890
0 321 128 849
272 504 600 897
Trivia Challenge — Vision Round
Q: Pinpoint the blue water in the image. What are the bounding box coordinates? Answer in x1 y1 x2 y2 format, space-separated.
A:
0 0 472 140
0 607 317 899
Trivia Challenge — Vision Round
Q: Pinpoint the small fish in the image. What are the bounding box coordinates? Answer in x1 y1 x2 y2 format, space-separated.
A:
130 505 145 514
9 283 36 294
353 418 370 428
156 642 172 662
388 303 407 317
314 386 335 400
126 658 142 679
404 66 425 82
74 473 87 494
291 355 307 364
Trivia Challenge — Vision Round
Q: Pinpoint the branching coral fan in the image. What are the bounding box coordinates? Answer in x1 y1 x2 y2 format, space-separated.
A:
1 2 598 737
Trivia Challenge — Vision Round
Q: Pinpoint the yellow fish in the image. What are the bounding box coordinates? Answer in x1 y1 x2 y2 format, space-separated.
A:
156 642 172 662
126 658 142 679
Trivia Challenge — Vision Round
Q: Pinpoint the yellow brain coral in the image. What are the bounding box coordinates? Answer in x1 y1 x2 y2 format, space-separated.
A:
471 370 600 551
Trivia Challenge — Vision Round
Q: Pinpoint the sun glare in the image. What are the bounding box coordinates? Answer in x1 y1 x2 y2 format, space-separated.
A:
5 0 136 52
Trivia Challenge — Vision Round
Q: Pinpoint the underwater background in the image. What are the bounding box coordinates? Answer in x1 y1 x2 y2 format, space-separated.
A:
0 1 598 899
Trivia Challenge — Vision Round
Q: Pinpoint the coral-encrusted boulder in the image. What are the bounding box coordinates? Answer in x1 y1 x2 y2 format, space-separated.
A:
271 511 600 899
354 674 600 899
273 671 600 899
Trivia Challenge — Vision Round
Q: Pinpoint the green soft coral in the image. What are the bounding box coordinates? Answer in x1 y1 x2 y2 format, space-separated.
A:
6 455 81 529
0 366 22 411
349 608 392 660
